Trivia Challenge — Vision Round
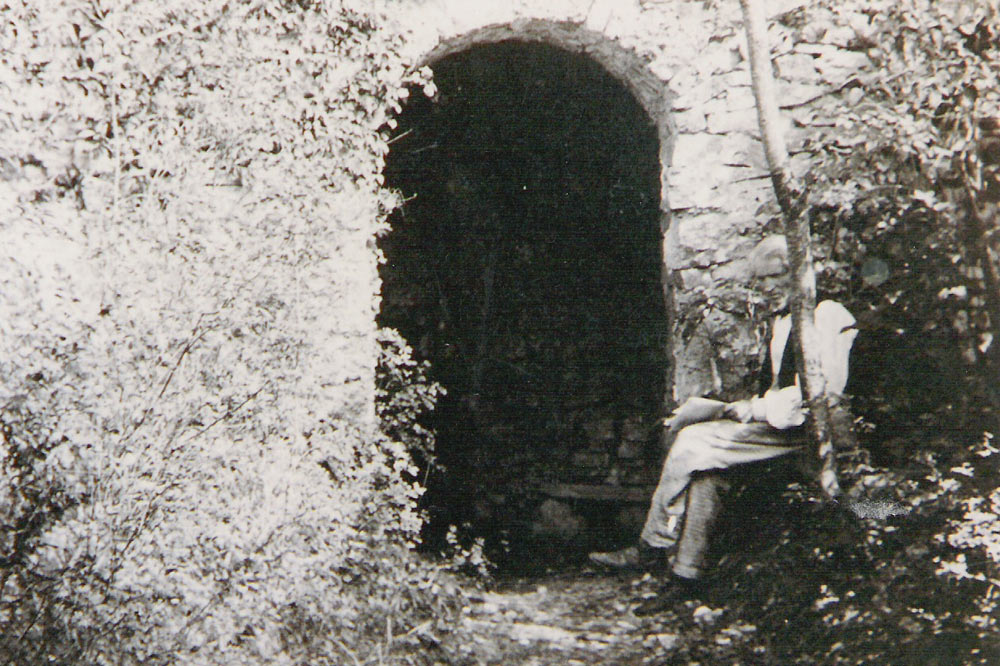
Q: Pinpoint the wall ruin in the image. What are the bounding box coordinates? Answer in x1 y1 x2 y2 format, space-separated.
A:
377 0 874 544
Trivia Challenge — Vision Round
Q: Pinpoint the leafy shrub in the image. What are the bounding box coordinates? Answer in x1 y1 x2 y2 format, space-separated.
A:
936 434 1000 585
0 0 448 663
376 327 445 474
790 0 1000 442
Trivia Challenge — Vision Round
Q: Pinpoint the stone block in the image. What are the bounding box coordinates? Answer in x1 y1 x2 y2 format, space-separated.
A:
811 45 871 70
776 81 829 107
664 222 714 273
700 89 756 136
717 68 753 90
441 1 517 35
697 40 743 77
714 86 757 112
514 0 586 22
776 52 819 82
674 108 707 133
791 43 870 85
680 267 713 290
674 212 728 251
624 465 660 487
821 24 859 48
668 140 727 209
617 439 644 459
531 499 584 539
582 417 616 444
616 504 648 532
585 0 638 32
724 171 773 211
621 414 650 442
706 107 758 135
571 449 610 471
711 247 756 283
670 70 717 109
736 137 768 172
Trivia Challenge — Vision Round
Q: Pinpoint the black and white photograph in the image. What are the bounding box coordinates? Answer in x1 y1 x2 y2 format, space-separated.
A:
2 0 999 663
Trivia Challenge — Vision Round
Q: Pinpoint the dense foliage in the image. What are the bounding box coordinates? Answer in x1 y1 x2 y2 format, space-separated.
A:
2 0 999 663
0 1 458 663
751 1 1000 656
780 0 1000 434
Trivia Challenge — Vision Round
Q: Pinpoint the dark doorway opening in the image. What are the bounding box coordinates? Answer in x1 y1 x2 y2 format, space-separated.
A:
379 41 667 572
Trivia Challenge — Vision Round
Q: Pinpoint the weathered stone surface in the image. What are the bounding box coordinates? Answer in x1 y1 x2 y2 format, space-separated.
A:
621 415 650 442
674 108 707 133
532 499 585 539
668 133 763 210
679 267 714 291
382 0 875 482
674 210 729 249
583 417 616 445
615 504 648 532
617 440 643 460
706 107 759 135
776 52 819 82
777 81 830 107
571 449 611 472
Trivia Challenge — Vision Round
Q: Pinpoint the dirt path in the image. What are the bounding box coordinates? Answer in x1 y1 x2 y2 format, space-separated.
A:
451 569 763 665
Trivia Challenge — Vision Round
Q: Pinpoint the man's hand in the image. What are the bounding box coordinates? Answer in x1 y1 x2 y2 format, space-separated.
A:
752 385 807 429
664 397 727 432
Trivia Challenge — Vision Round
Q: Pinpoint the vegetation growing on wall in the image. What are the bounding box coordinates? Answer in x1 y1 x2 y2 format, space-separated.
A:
712 3 1000 660
1 0 999 663
0 1 460 663
776 0 999 445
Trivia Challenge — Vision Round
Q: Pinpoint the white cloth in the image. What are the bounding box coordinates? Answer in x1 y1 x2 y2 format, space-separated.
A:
770 300 857 394
752 300 858 428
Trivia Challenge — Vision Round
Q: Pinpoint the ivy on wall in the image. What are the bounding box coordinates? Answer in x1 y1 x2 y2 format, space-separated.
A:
776 1 1000 441
0 1 445 663
1 0 999 661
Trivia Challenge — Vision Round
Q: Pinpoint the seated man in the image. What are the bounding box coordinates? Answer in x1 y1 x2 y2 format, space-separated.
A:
589 235 857 600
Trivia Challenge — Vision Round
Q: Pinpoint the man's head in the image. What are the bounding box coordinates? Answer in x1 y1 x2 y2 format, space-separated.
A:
748 235 792 311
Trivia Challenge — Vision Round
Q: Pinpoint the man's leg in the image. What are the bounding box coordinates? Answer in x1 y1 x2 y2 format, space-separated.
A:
591 420 801 571
671 472 730 579
632 473 729 615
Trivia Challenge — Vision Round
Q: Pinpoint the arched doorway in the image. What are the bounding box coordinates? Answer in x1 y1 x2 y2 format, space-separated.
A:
379 39 668 570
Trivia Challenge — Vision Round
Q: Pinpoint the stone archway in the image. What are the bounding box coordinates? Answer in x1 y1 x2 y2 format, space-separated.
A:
421 19 676 209
379 24 676 569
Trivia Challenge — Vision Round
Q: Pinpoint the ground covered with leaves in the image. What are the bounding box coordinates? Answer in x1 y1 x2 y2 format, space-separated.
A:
395 416 1000 666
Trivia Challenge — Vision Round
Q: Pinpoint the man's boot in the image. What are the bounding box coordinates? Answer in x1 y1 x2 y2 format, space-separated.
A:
588 541 665 570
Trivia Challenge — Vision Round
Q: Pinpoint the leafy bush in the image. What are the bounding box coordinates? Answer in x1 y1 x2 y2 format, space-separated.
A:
376 327 445 474
0 0 450 663
786 0 1000 442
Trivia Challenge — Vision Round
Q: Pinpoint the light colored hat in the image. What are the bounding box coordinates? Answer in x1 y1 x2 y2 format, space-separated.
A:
748 235 789 278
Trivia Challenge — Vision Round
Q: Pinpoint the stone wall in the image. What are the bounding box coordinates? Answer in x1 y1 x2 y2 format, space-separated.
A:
375 0 878 534
388 0 866 405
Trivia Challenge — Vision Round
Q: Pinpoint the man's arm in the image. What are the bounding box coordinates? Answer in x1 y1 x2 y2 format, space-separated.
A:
664 397 728 432
724 385 807 430
720 301 854 430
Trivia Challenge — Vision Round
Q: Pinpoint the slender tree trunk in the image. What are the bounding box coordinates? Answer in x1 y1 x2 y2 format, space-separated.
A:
961 177 1000 373
739 0 841 500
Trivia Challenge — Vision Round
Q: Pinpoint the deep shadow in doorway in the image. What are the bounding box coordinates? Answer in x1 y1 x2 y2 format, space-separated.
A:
379 41 667 574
